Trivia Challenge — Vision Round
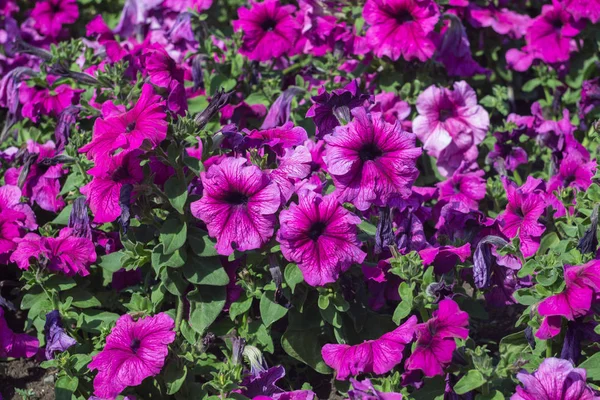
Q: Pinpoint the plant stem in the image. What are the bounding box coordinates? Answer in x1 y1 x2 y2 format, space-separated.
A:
175 295 184 332
546 338 552 358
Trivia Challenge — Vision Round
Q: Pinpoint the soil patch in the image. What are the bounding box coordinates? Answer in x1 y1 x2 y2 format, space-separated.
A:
0 358 55 400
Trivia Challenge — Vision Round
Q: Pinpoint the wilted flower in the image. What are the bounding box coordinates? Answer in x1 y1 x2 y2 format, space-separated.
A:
44 310 77 360
88 313 175 400
436 14 487 77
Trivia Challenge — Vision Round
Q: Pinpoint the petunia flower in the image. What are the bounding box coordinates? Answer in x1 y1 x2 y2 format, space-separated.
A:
44 310 77 360
10 227 96 276
80 150 144 224
79 84 167 163
511 357 600 400
31 0 79 37
144 47 184 88
232 0 301 62
348 378 403 400
269 145 312 202
363 0 439 62
322 315 417 380
0 307 39 359
436 165 486 210
435 14 487 77
324 107 421 211
191 157 281 256
468 6 531 39
564 0 600 23
404 299 469 377
19 82 82 123
524 1 583 64
277 191 366 286
371 92 412 131
497 177 546 258
413 81 489 177
419 244 472 275
88 313 175 400
306 80 370 138
245 121 308 157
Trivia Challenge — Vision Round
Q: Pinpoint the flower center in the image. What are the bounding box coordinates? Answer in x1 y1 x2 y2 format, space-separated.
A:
359 143 383 162
225 191 249 205
307 221 327 240
563 175 576 187
515 207 525 218
126 122 137 132
111 166 130 182
130 338 141 354
551 17 563 30
394 9 413 24
439 108 454 122
260 18 277 32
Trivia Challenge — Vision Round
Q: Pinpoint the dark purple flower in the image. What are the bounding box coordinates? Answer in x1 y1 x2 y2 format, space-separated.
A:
261 87 304 129
473 236 509 289
55 106 79 153
306 80 369 138
44 310 77 360
68 197 92 240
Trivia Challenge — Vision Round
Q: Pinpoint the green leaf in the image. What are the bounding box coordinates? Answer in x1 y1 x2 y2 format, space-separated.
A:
21 289 45 310
579 353 600 381
51 204 73 225
230 295 253 320
260 292 288 327
62 287 101 308
513 289 538 306
537 233 559 255
162 268 188 296
183 255 229 286
281 310 331 374
536 268 558 286
152 243 187 272
476 390 505 400
55 375 79 400
358 220 377 236
165 176 188 214
317 294 330 310
99 251 125 273
46 275 77 291
284 263 303 294
160 219 187 254
180 320 198 345
188 286 226 335
522 78 541 92
453 370 486 394
165 362 188 395
188 227 218 257
393 282 414 324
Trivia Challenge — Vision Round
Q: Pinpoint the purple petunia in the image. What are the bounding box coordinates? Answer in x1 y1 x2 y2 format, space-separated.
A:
44 310 77 360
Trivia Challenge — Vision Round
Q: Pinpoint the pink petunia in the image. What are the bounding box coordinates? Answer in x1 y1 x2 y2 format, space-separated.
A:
469 6 531 39
233 0 301 62
497 177 546 258
144 47 184 88
10 227 96 276
511 357 600 400
419 243 472 275
564 0 600 23
404 299 469 377
524 1 583 64
88 313 175 400
80 84 167 163
245 122 308 157
371 92 412 131
31 0 79 37
413 81 489 177
191 157 281 256
277 191 366 286
363 0 439 62
436 165 486 210
0 308 39 359
324 108 422 211
80 150 144 224
19 83 82 122
322 315 417 380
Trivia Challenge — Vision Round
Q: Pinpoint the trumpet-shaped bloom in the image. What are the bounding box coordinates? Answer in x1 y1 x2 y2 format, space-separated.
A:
413 81 489 176
363 0 439 62
88 313 175 400
10 227 96 276
498 177 546 258
80 84 167 163
44 310 77 360
31 0 78 37
511 357 600 400
277 191 366 286
436 166 486 210
0 307 39 359
404 299 468 377
322 315 417 380
80 150 144 224
232 0 301 62
191 157 281 255
325 108 421 211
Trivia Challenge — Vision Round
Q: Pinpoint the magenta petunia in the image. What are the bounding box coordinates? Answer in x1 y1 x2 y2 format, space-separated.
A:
0 308 39 359
88 313 175 400
511 357 600 400
324 107 422 211
371 92 412 131
80 84 167 163
245 122 308 156
232 0 301 62
547 153 595 194
20 83 82 122
277 191 366 286
404 299 469 377
413 81 489 176
348 378 403 400
363 0 439 62
10 227 96 276
191 157 281 256
322 315 417 380
31 0 79 37
498 177 546 258
564 0 600 23
80 150 144 224
524 1 583 64
144 47 184 88
436 165 486 210
469 6 531 39
419 243 472 275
